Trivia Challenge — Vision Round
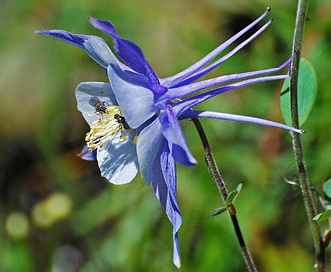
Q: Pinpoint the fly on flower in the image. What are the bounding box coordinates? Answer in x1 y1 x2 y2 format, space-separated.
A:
114 113 131 130
89 96 109 114
86 97 134 150
37 7 305 268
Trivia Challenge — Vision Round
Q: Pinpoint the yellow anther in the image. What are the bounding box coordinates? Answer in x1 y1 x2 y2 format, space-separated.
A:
133 135 138 145
85 104 137 151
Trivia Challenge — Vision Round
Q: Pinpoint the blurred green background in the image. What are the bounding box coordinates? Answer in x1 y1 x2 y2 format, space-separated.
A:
1 0 330 271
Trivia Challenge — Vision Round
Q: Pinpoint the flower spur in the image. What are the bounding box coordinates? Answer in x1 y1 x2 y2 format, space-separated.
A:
37 7 304 268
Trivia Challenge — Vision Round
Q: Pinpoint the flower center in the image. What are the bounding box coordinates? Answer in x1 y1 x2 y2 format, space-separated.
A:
85 104 133 151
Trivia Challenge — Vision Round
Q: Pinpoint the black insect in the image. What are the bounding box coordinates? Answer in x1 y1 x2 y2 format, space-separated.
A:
114 114 131 130
89 96 108 114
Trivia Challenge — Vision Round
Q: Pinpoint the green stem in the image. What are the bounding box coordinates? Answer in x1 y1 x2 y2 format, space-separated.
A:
290 0 325 270
192 118 257 272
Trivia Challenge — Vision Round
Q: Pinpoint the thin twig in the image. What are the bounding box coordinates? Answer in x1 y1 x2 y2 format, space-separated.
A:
192 118 257 272
290 0 326 270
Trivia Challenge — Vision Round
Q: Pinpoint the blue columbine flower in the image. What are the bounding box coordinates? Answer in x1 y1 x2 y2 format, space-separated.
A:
37 7 303 268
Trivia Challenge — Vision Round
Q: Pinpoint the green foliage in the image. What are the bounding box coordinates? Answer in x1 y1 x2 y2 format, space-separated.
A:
313 178 331 222
212 206 228 217
312 210 331 222
212 183 242 216
225 183 242 206
280 58 318 126
323 177 331 207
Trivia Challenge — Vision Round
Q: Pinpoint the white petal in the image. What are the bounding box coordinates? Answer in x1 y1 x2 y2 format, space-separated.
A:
97 135 139 185
75 82 117 126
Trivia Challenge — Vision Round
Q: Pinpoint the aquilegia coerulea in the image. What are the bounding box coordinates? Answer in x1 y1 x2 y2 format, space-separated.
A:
37 7 304 268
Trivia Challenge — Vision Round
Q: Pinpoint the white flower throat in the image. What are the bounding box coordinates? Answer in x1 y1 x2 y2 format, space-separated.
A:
86 97 135 151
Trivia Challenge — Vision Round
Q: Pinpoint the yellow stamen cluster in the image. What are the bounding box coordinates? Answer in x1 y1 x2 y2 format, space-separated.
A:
86 105 126 151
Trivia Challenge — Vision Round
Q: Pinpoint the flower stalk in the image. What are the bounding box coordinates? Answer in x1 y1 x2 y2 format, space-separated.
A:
192 118 257 272
290 0 326 270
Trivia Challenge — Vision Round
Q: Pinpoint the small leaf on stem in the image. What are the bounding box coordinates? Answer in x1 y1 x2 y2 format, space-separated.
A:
323 178 331 207
225 183 243 206
212 206 228 217
312 210 331 222
280 58 318 126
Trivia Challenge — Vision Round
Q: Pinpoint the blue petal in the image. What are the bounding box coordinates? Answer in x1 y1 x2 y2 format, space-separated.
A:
83 38 121 68
75 82 118 126
173 74 289 117
160 7 271 88
97 134 139 185
180 109 305 134
36 30 105 50
152 143 182 268
136 105 196 185
107 64 157 129
168 19 272 88
158 105 196 166
137 122 183 267
88 17 166 94
78 145 97 161
136 119 164 186
161 56 294 102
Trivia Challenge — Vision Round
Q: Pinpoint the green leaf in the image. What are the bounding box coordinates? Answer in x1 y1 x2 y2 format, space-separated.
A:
323 178 331 207
212 206 227 217
235 183 243 195
225 183 243 206
225 191 238 206
280 58 318 126
213 184 243 216
312 210 331 222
